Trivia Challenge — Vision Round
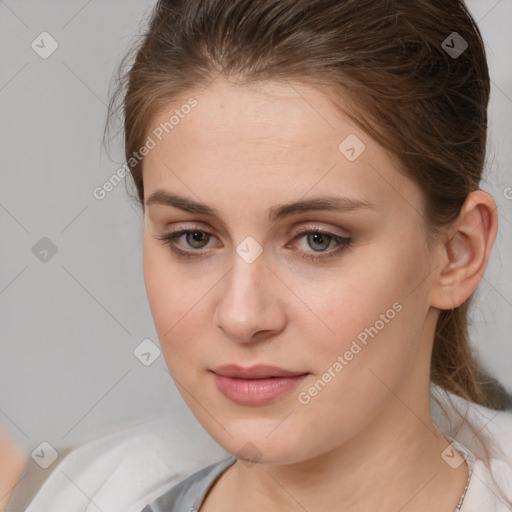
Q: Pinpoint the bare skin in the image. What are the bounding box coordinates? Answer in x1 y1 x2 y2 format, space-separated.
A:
142 78 497 511
1 428 26 511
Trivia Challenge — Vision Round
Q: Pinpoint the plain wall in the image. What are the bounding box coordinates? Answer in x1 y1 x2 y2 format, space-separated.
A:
1 0 511 457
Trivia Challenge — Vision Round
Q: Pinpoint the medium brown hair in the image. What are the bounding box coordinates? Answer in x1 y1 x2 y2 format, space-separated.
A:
107 0 509 411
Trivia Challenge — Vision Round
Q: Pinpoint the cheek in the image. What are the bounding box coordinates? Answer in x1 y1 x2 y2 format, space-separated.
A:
287 262 424 455
306 261 406 345
143 240 188 348
143 236 215 373
300 241 427 378
143 239 174 331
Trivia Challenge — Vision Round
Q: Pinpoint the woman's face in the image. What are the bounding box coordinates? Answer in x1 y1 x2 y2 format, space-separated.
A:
142 79 439 465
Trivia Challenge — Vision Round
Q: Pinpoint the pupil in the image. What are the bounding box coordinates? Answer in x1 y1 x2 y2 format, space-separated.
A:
188 231 207 248
310 233 329 251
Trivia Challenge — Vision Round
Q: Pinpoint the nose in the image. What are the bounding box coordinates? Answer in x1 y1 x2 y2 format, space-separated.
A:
213 251 286 344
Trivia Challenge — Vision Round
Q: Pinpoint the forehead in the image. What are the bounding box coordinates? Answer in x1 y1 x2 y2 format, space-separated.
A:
149 79 337 155
142 79 422 219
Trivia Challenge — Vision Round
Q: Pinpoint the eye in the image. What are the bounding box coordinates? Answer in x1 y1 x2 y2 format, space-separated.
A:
155 229 216 259
154 226 352 261
288 226 352 261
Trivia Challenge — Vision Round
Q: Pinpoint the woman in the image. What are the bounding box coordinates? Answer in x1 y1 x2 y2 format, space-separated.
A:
119 0 512 510
6 0 512 511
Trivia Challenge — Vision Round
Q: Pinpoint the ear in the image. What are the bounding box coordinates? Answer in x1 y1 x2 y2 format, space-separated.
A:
429 190 498 310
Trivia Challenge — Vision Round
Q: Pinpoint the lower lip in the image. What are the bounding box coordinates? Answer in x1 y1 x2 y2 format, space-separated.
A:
212 373 309 406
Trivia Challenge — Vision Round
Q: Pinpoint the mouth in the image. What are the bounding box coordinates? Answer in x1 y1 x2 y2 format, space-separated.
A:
210 364 310 406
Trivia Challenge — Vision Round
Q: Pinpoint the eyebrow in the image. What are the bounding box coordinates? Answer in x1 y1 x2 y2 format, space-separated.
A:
145 189 376 222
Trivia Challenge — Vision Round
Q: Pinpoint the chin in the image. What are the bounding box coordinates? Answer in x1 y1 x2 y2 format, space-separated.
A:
210 424 308 465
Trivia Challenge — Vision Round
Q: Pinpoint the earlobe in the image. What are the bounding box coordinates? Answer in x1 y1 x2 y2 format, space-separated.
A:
430 190 498 310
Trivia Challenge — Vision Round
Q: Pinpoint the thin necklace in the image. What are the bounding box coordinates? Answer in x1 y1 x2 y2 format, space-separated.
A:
433 422 475 512
452 461 472 512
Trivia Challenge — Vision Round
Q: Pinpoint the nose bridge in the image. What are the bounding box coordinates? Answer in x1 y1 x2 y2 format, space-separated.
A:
224 249 267 318
214 246 283 342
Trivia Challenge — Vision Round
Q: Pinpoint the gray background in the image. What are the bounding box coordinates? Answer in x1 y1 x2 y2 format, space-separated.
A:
1 0 511 457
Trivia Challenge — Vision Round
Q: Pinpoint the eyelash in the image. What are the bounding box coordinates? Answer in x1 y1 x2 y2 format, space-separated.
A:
155 226 352 262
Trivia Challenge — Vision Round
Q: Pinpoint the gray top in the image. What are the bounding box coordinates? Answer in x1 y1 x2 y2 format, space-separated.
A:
141 435 476 512
140 456 237 512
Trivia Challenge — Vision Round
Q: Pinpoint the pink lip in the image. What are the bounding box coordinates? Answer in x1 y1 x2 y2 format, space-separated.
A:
211 364 309 406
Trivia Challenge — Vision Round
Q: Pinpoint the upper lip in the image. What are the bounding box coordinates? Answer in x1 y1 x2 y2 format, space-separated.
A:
212 364 308 379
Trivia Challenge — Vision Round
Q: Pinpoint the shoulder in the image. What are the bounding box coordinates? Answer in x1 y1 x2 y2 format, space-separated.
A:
141 456 237 512
7 414 229 512
431 384 512 511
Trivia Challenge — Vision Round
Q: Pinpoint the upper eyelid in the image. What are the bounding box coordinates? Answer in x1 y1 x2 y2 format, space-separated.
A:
166 226 349 251
166 224 348 240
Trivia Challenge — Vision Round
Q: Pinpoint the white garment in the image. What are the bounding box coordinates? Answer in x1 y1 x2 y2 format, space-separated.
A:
430 384 512 511
7 383 512 512
7 415 229 512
